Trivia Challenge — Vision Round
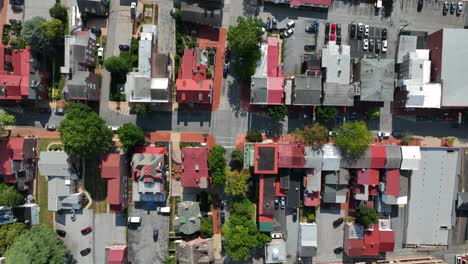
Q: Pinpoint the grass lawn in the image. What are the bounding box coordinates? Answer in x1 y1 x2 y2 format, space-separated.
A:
37 138 61 228
83 158 108 213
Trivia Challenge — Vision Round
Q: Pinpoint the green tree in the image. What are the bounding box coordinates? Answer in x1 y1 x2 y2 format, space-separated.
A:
316 106 337 122
222 214 271 261
5 225 69 264
200 216 214 238
356 207 379 227
21 17 49 50
267 105 288 122
0 112 15 134
0 183 23 207
59 103 114 157
64 102 92 112
196 190 212 213
368 106 381 120
104 56 131 83
208 145 227 186
292 123 328 146
41 19 65 43
117 123 145 152
401 133 413 145
230 148 244 169
225 169 250 197
131 103 148 115
231 198 255 219
0 222 26 256
246 130 263 142
227 17 263 80
383 0 394 17
49 0 68 23
334 121 373 158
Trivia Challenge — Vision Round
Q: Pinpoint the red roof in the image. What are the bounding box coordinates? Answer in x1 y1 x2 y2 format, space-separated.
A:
345 239 365 256
357 169 379 186
135 146 166 155
259 174 265 216
363 226 380 256
370 145 386 168
278 143 305 168
0 45 31 100
101 153 121 179
101 153 126 211
0 138 25 176
385 169 400 197
275 177 287 197
290 0 332 7
107 245 128 264
267 77 284 105
304 191 320 206
181 147 209 188
379 230 395 252
267 37 279 77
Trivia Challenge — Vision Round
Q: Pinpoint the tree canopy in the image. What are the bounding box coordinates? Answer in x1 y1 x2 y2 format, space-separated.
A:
41 19 65 43
225 169 250 197
246 130 263 142
229 148 244 169
292 123 328 146
21 17 49 50
0 183 23 207
356 207 379 227
117 123 145 152
59 103 114 157
0 113 15 134
334 121 373 158
200 216 214 238
0 222 26 256
5 225 69 264
104 56 131 83
208 145 227 185
227 17 263 80
267 105 288 122
230 197 255 219
49 0 68 23
316 106 337 123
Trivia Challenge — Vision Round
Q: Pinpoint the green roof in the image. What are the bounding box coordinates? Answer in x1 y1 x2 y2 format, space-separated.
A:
259 221 273 232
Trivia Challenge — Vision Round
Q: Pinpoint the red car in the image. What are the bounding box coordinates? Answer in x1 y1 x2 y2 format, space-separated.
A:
81 226 92 235
330 34 336 42
331 23 336 35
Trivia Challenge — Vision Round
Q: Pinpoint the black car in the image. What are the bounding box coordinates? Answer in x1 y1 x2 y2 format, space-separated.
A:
337 35 342 45
304 45 315 52
325 34 329 44
369 39 375 52
325 23 330 35
220 211 225 224
305 25 316 33
11 4 23 12
9 19 20 25
119 44 130 51
55 108 65 115
417 0 423 11
376 39 381 53
272 18 277 29
275 197 279 209
333 217 344 228
357 24 364 39
334 247 343 254
90 27 101 36
336 24 341 36
392 131 406 139
223 63 229 78
451 1 457 14
56 230 66 237
153 229 159 241
80 248 91 256
292 211 297 222
350 24 356 39
382 28 387 40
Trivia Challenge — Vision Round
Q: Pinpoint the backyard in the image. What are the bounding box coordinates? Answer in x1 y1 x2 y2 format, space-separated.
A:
83 158 108 213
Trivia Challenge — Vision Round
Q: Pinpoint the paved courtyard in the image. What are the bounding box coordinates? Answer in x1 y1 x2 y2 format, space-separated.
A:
94 213 127 264
316 207 344 262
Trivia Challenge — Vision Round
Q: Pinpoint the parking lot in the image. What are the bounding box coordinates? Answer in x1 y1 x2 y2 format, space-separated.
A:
128 202 170 264
316 207 344 262
349 25 388 59
94 213 127 264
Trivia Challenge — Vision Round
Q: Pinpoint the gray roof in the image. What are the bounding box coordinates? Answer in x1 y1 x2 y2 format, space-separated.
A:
139 39 152 78
292 76 321 105
63 71 100 101
251 77 268 104
322 82 355 106
174 201 201 235
322 144 341 171
323 169 348 185
405 147 459 245
304 147 323 168
385 145 402 168
154 53 169 78
176 238 215 264
358 58 395 102
321 42 351 85
340 148 372 168
47 177 81 211
180 1 223 28
298 223 317 257
457 192 468 210
439 28 468 107
77 0 107 16
131 153 166 202
38 152 76 178
323 184 347 204
397 35 417 64
265 241 287 264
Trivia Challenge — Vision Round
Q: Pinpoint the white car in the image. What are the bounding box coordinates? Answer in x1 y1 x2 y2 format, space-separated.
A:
382 40 388 53
378 132 391 138
364 25 370 37
97 47 104 61
286 20 295 29
284 28 295 38
363 38 369 51
271 233 283 239
458 2 463 14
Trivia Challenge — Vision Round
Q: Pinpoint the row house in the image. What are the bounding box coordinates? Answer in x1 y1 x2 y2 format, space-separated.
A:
101 153 128 212
0 137 37 191
344 219 395 257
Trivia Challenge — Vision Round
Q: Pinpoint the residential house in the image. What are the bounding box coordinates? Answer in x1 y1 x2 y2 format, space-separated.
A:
125 25 172 104
321 42 355 106
303 147 323 207
131 146 167 203
380 169 407 205
0 137 37 191
175 237 215 264
285 75 322 106
106 245 129 264
178 0 224 28
254 143 278 175
0 206 16 226
263 0 331 8
174 201 201 235
265 240 287 264
101 153 128 212
0 45 46 100
428 28 468 107
343 219 395 257
297 222 317 258
405 147 459 246
322 169 348 204
38 152 83 212
12 203 40 227
175 48 213 104
355 58 395 102
251 37 284 105
61 31 99 101
181 147 209 189
77 0 109 16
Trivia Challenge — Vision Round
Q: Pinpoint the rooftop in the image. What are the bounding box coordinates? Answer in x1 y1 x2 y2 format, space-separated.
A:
180 0 223 28
181 147 209 188
176 237 215 264
289 0 332 7
0 45 32 100
292 76 321 105
254 143 278 174
265 240 287 264
174 201 201 235
321 42 351 85
101 153 127 212
358 58 395 102
298 222 317 257
278 143 305 168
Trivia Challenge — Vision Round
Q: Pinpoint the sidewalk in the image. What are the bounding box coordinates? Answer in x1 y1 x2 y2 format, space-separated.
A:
211 28 227 112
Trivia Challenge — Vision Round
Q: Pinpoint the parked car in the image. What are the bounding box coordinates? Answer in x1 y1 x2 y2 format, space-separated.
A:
357 23 364 39
11 5 23 12
369 39 375 52
417 0 424 11
330 34 336 42
363 38 369 51
382 28 387 40
284 27 295 38
337 35 342 45
286 20 295 29
55 108 65 115
304 45 315 52
119 44 130 51
80 248 91 256
81 226 93 235
128 216 141 225
56 229 66 237
153 229 159 241
223 63 229 78
458 1 463 15
265 17 271 30
108 126 119 131
271 233 282 239
275 197 279 209
220 211 225 224
382 40 388 53
91 27 101 36
272 18 277 29
392 131 406 139
9 19 20 25
350 24 356 39
331 23 336 35
131 2 137 18
378 131 391 138
376 39 381 53
451 1 457 14
325 34 329 44
333 217 344 228
336 24 341 36
280 197 286 209
292 211 297 222
71 209 76 221
46 124 57 131
334 247 343 254
325 23 330 35
224 48 230 63
97 47 104 61
364 25 369 38
443 1 450 15
329 131 336 137
305 25 316 33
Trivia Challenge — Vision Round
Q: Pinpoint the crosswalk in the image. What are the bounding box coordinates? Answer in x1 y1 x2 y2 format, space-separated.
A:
113 109 130 115
215 136 237 149
1 106 24 114
394 115 417 122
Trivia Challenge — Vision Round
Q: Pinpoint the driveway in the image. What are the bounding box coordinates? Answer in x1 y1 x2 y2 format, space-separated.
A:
94 213 127 264
315 207 344 262
285 208 298 260
146 0 175 54
128 202 170 264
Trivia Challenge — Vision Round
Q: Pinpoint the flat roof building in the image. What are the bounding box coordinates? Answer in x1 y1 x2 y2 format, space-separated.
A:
356 58 395 102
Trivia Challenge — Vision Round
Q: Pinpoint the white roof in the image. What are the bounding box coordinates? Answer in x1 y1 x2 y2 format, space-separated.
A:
254 43 268 77
322 144 341 171
400 146 421 170
151 78 169 90
321 42 351 85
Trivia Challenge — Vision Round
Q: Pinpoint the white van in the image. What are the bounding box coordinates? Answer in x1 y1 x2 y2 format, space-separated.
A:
286 20 295 29
128 216 141 224
157 207 171 214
